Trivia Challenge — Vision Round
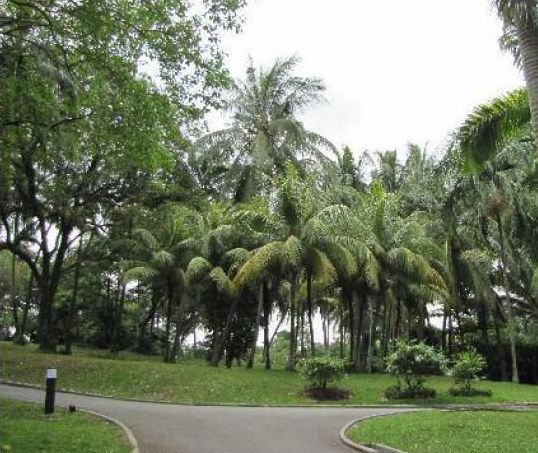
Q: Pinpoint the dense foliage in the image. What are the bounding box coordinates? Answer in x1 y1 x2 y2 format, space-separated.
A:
2 0 538 395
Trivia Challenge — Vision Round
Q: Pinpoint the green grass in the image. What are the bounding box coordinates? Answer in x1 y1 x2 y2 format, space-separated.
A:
0 398 131 453
347 410 538 453
2 341 538 406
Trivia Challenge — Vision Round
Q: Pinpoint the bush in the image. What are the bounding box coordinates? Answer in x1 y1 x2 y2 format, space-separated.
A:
385 340 447 399
299 356 346 390
384 385 436 400
450 351 491 396
448 387 493 397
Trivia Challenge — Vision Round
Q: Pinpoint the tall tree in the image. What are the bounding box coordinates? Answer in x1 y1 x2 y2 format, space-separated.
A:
494 0 538 149
193 56 336 201
0 0 244 351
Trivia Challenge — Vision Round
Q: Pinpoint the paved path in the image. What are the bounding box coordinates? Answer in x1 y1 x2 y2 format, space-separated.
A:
0 384 413 453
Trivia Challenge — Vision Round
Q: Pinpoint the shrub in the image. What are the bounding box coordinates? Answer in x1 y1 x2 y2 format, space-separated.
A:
299 356 346 390
449 351 492 397
384 385 436 400
385 340 447 399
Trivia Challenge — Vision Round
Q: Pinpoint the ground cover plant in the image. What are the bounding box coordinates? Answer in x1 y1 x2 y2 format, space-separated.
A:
347 410 538 453
0 398 131 453
2 342 537 406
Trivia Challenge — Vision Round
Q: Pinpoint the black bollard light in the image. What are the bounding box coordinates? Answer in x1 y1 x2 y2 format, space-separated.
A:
44 368 57 414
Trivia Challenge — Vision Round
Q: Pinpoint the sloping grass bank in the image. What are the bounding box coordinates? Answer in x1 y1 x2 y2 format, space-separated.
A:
2 342 538 406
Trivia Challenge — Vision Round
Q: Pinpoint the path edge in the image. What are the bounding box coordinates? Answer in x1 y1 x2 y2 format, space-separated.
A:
339 414 412 453
80 408 139 453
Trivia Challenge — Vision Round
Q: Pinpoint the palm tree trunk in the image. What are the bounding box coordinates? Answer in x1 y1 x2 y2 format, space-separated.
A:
286 274 298 371
247 282 264 369
354 294 366 373
346 290 355 363
210 297 240 367
138 288 159 353
366 298 377 374
263 283 271 370
441 308 448 354
269 312 285 347
496 215 519 383
306 272 315 355
339 305 344 359
494 317 509 381
448 310 454 359
518 21 538 150
164 285 174 362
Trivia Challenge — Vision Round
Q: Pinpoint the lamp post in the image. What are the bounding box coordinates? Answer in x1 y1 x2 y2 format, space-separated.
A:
44 368 57 414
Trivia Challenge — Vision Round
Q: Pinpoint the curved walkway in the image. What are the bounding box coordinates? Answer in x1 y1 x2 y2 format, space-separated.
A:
0 384 413 453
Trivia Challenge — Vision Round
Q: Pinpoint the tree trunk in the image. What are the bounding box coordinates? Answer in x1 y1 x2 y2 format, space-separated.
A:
10 240 20 339
494 318 509 381
346 290 355 364
247 282 264 369
64 236 84 355
497 215 519 383
366 298 376 374
263 283 271 370
269 312 285 347
306 272 315 355
164 285 174 362
339 304 344 359
441 308 448 354
14 273 34 345
36 225 73 352
517 20 538 150
448 310 454 359
210 296 240 367
111 281 127 354
286 274 298 371
353 294 366 373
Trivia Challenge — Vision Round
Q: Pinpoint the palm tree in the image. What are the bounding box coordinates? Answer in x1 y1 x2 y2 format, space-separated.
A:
455 88 530 170
123 222 190 363
494 0 538 149
194 56 336 201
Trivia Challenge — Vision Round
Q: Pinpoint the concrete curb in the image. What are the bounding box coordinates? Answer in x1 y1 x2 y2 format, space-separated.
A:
80 409 140 453
339 413 414 453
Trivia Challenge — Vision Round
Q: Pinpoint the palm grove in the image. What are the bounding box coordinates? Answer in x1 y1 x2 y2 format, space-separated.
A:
2 1 538 385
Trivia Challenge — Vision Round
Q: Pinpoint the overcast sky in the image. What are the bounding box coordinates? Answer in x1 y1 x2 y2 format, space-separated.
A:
211 0 525 160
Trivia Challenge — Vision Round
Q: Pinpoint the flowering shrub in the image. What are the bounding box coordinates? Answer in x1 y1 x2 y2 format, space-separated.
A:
299 356 346 390
449 351 492 397
385 340 447 399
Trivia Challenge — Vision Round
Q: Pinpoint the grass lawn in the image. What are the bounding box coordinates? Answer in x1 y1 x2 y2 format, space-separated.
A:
0 398 131 453
2 341 538 406
347 410 538 453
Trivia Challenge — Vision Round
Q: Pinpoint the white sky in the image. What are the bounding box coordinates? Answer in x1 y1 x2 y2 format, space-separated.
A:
210 0 525 160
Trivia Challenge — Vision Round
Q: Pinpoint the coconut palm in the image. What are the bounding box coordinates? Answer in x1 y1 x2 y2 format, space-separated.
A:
193 56 337 201
494 0 538 149
455 88 531 170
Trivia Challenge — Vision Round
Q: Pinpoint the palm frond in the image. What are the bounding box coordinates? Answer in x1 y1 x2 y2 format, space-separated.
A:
123 266 158 284
455 88 530 172
186 257 213 285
